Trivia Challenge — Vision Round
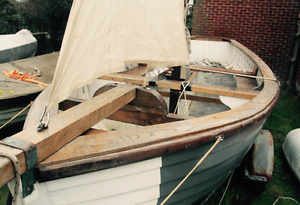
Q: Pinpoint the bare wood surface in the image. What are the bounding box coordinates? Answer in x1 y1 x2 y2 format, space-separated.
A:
40 80 278 168
0 52 59 100
94 83 168 116
106 109 188 126
119 65 148 76
156 80 259 99
0 85 136 188
101 73 259 99
235 76 257 90
158 91 222 104
100 73 148 86
82 128 107 135
190 65 255 76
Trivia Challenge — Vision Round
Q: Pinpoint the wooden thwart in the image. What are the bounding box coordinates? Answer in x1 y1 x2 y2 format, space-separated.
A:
101 73 259 99
0 85 136 188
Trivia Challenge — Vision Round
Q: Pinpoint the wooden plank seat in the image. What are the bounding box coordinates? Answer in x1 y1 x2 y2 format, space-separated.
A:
101 71 260 100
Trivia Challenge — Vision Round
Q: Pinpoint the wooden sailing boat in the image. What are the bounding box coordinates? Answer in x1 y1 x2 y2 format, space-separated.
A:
0 1 279 204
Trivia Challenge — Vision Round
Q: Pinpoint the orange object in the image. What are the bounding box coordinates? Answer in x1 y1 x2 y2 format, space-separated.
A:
3 69 48 89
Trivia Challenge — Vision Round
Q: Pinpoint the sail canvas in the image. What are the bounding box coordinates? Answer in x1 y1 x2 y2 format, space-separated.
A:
47 0 189 111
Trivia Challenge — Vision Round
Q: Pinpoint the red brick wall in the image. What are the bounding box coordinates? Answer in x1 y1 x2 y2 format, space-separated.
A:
192 0 300 83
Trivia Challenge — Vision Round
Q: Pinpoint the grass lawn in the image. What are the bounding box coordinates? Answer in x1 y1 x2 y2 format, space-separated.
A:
0 89 299 205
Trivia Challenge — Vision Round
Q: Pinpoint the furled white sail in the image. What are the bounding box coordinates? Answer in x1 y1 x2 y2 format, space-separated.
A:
47 0 189 111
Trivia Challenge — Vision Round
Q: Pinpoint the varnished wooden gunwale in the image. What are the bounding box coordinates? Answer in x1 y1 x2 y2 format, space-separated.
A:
0 38 280 185
37 109 272 182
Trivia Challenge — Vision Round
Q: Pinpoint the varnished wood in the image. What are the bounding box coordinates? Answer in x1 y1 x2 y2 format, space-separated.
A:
0 85 136 188
37 117 267 182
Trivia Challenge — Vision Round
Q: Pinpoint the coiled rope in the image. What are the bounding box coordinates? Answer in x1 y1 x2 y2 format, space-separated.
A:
160 136 223 205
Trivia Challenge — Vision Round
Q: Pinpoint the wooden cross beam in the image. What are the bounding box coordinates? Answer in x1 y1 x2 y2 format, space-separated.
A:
0 85 136 188
101 73 259 99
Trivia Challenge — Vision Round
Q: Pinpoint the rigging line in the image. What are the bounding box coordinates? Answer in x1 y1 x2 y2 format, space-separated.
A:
218 170 234 205
160 136 223 205
0 102 33 130
272 197 300 205
173 81 190 115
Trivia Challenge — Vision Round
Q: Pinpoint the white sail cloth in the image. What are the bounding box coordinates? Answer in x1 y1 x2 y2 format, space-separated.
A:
47 0 189 111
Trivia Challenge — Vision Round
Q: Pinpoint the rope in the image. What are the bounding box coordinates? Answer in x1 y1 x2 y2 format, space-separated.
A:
0 102 33 130
218 171 234 205
0 152 24 205
160 136 223 205
272 197 300 205
174 81 190 115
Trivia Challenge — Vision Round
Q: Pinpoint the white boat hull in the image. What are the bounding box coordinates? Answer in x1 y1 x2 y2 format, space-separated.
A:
283 128 300 182
0 29 37 64
9 121 263 205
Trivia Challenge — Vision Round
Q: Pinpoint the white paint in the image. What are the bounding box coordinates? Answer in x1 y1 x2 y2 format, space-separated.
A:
15 158 162 205
189 40 233 65
219 96 250 109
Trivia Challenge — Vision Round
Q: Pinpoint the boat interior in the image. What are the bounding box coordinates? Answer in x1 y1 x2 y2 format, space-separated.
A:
23 37 269 182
